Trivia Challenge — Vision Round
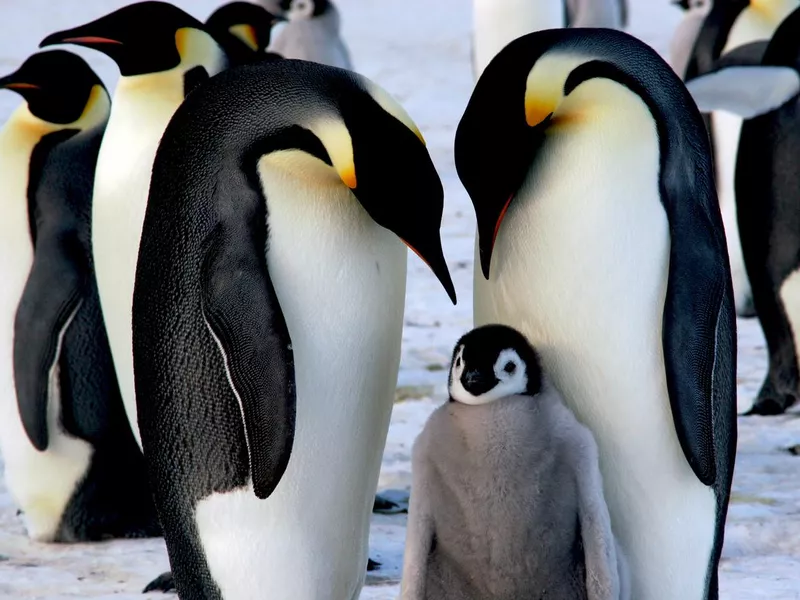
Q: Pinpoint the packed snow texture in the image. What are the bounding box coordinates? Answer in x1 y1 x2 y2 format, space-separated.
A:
0 0 797 598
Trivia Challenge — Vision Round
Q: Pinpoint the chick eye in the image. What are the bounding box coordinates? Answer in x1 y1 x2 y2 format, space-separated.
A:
503 361 516 374
456 357 462 368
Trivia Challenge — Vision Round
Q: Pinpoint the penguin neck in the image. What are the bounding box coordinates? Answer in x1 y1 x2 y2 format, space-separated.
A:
113 30 226 106
724 0 798 52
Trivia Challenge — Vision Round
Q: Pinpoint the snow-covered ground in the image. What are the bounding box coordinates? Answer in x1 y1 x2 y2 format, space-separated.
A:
1 0 799 598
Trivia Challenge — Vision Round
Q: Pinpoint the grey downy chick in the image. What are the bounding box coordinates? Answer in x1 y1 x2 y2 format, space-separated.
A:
401 324 630 600
260 0 353 69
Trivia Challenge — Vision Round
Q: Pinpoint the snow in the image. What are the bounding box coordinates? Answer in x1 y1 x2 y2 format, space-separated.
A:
1 0 799 598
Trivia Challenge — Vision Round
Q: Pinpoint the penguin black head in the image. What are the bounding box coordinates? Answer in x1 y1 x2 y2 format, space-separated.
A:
448 325 542 405
206 2 284 63
268 0 331 18
455 28 710 280
278 65 457 303
39 2 221 77
0 50 107 125
339 81 457 304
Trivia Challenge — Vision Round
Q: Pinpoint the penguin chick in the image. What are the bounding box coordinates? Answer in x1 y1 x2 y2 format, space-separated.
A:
401 325 629 600
206 1 285 66
261 0 353 69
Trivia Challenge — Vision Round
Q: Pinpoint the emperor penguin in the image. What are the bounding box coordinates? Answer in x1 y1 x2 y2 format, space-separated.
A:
261 0 353 69
206 1 285 66
132 59 456 599
0 51 159 543
472 0 628 77
401 325 629 600
455 29 737 600
684 0 799 317
686 7 800 415
669 0 712 78
40 1 230 450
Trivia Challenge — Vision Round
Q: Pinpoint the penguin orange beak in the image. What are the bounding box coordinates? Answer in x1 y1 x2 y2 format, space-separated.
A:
0 82 40 90
40 31 123 48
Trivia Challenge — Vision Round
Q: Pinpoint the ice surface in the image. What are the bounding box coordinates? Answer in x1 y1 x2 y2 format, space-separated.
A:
1 0 797 598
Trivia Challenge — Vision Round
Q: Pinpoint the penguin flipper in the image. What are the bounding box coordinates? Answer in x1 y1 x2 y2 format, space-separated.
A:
13 231 87 451
201 225 296 501
662 181 737 487
685 63 799 119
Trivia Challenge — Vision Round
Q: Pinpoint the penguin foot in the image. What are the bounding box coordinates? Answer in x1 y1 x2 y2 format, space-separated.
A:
373 489 410 514
735 297 757 319
143 572 175 594
745 394 796 416
367 558 382 571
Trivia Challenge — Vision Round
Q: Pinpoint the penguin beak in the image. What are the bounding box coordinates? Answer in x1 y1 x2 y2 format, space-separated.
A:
40 30 122 49
343 111 457 304
0 79 39 91
0 69 40 94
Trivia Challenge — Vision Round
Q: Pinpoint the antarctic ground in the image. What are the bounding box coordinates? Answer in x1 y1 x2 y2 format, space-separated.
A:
0 0 798 598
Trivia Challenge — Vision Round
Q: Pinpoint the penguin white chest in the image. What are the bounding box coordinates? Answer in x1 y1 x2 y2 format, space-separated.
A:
473 0 565 76
194 152 407 600
0 108 92 541
91 77 185 449
473 81 716 600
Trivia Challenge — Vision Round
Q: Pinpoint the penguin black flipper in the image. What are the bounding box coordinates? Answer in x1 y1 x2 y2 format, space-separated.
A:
13 131 88 451
659 105 736 488
200 181 295 501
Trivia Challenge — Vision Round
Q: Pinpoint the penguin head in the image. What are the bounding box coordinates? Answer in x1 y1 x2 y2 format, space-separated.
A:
39 2 224 78
448 325 542 406
264 0 331 19
455 28 706 279
206 2 284 60
292 71 457 303
0 50 109 127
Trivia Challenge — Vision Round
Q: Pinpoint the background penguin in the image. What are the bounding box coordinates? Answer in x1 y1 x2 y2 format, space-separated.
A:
471 0 628 77
686 7 800 415
0 50 159 543
401 325 629 600
455 29 737 600
40 1 230 451
132 59 455 599
683 0 799 318
206 1 285 66
261 0 353 69
670 0 712 77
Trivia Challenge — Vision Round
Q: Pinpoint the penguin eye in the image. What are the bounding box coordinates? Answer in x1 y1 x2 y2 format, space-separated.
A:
503 361 516 374
456 357 462 369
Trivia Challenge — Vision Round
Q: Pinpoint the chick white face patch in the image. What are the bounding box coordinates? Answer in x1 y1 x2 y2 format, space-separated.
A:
449 347 528 405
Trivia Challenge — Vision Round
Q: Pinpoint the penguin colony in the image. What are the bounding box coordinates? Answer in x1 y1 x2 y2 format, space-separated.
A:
3 0 800 598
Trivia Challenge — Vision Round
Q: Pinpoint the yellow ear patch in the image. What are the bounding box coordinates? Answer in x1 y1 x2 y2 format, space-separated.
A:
229 24 260 51
175 27 226 74
524 53 589 128
309 116 358 189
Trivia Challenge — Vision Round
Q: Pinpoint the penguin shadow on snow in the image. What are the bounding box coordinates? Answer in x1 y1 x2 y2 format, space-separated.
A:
401 325 630 600
687 6 800 416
